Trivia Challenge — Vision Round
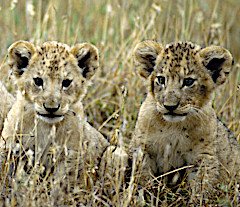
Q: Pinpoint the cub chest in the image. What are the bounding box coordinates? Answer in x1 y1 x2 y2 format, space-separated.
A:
147 128 195 173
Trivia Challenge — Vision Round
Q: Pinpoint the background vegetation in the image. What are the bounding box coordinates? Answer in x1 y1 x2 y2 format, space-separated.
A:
0 0 239 206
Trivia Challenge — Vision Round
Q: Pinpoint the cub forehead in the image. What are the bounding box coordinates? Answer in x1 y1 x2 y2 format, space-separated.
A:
38 41 70 53
36 41 72 62
164 41 201 55
155 41 202 75
31 41 77 74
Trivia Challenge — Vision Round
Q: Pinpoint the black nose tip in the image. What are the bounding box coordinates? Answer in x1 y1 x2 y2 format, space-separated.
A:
43 103 60 113
163 103 179 111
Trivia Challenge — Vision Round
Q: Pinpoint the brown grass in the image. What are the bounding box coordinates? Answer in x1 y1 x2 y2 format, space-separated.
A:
0 0 240 206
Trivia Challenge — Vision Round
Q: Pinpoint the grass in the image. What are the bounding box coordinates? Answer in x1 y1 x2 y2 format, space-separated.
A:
0 0 240 206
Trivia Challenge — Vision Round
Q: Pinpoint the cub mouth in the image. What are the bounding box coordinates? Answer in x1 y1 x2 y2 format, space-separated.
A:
37 112 64 123
164 112 188 116
38 113 63 118
163 112 188 122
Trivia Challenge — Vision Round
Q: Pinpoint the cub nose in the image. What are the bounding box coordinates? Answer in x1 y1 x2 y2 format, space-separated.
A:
43 103 60 113
163 103 179 111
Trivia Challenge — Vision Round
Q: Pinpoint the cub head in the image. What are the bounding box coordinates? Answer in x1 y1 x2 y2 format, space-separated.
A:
134 40 233 122
8 40 99 123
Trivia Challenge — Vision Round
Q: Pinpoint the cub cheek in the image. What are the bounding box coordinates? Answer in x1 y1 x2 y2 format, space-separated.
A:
18 81 30 94
31 86 42 94
154 93 164 103
34 102 43 111
197 85 205 96
192 84 211 99
153 84 164 96
183 85 199 98
63 89 72 96
60 103 70 112
157 85 164 91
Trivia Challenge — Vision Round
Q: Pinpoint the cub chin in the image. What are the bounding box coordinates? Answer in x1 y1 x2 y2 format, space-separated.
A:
130 40 240 203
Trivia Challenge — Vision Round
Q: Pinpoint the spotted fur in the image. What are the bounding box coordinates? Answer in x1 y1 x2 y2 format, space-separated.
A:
1 41 109 186
130 40 239 202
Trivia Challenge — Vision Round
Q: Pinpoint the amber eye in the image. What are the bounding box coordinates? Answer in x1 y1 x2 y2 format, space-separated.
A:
183 78 195 87
156 76 165 85
33 77 43 87
62 79 72 88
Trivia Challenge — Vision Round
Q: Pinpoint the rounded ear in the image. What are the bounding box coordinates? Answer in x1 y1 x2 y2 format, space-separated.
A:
71 43 99 80
8 40 36 79
199 46 233 86
133 40 163 79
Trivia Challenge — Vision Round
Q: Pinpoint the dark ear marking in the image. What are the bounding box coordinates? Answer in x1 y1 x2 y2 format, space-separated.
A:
77 51 91 79
199 45 233 86
77 51 90 69
71 43 99 80
8 40 36 79
16 53 30 70
145 54 156 62
205 58 225 71
205 58 225 83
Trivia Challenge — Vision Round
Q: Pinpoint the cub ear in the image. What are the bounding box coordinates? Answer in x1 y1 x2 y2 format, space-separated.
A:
71 43 99 80
199 46 233 86
8 40 36 78
133 40 163 79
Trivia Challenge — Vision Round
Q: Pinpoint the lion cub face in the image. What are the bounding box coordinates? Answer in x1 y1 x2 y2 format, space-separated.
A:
134 41 233 122
8 41 99 123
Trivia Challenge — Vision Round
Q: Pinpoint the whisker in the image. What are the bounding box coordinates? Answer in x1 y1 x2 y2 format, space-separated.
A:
190 106 208 120
66 109 76 116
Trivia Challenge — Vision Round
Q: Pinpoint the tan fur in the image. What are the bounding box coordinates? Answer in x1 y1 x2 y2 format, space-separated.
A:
0 81 14 134
130 40 239 201
1 41 109 186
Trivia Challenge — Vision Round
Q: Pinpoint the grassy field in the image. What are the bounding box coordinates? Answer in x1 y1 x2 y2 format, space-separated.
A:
0 0 240 206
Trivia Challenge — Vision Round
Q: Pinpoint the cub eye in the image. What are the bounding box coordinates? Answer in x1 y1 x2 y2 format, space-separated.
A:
156 76 165 85
62 79 72 88
183 78 195 87
33 77 43 87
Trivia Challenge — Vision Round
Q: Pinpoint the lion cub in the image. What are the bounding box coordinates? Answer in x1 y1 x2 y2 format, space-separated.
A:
1 41 109 185
130 40 240 201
